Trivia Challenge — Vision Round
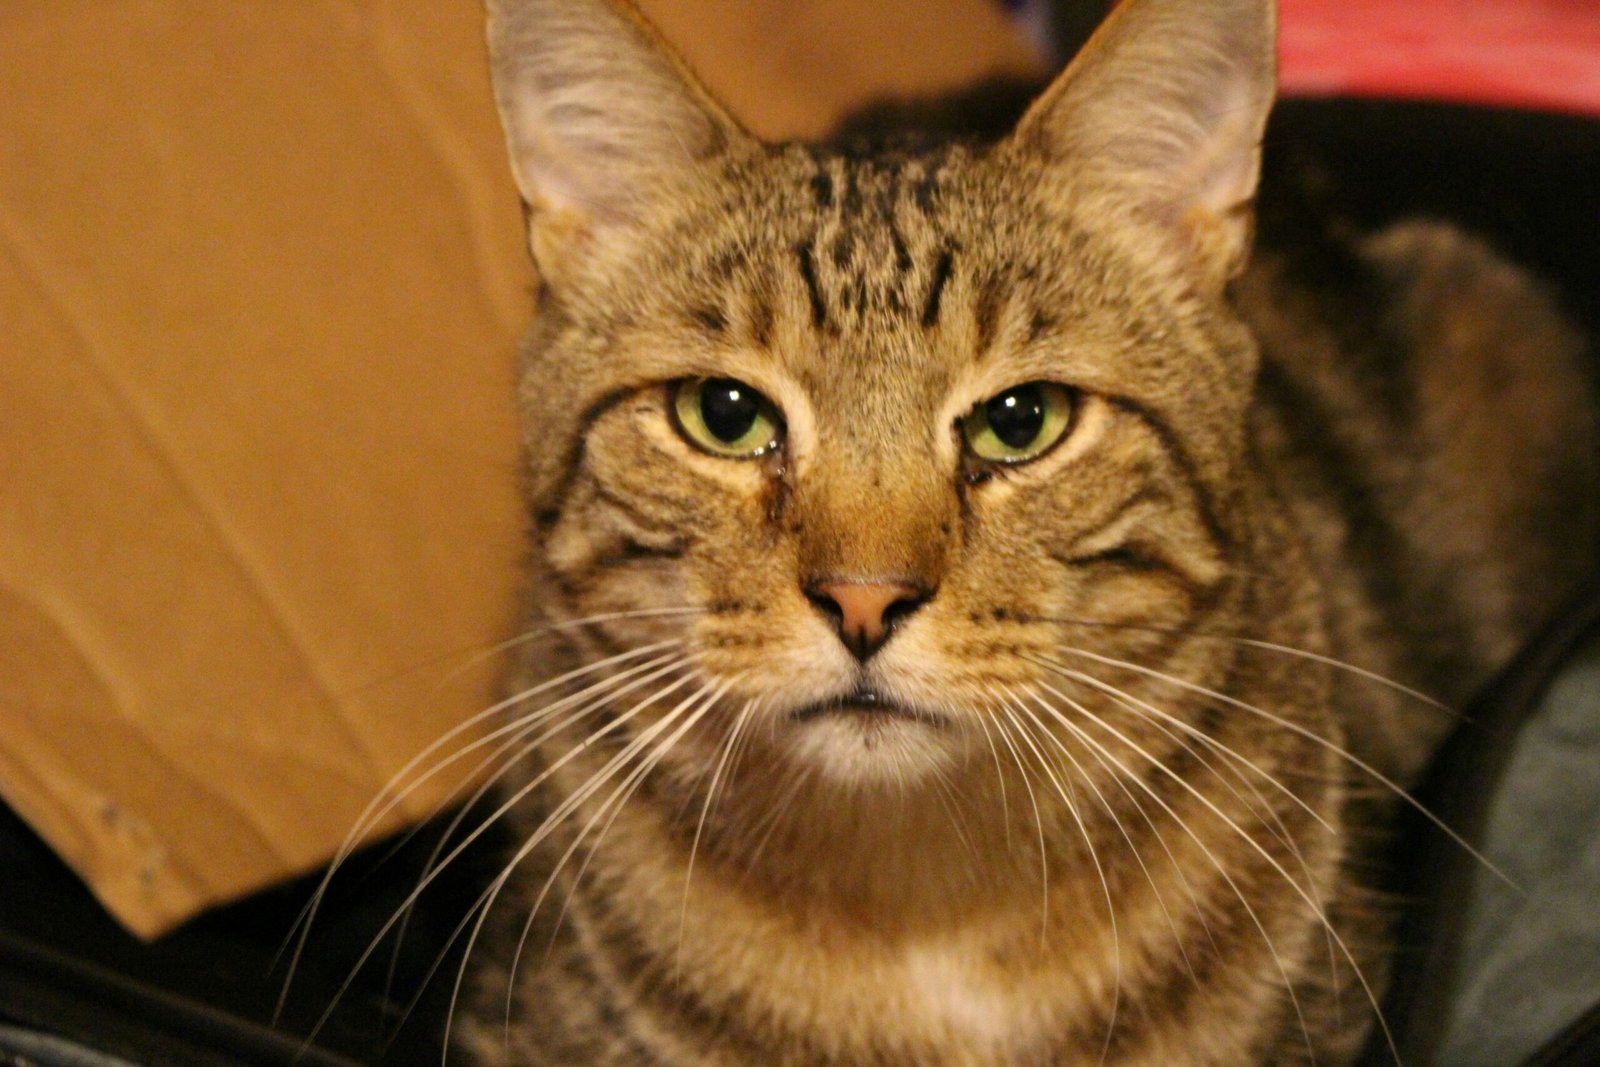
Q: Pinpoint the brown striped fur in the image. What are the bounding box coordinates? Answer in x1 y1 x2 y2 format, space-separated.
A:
461 0 1600 1062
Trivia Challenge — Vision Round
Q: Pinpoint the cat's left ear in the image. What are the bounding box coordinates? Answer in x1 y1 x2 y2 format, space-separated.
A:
486 0 746 278
1010 0 1276 287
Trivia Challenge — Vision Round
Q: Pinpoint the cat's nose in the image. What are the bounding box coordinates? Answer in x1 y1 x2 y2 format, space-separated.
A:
804 580 929 661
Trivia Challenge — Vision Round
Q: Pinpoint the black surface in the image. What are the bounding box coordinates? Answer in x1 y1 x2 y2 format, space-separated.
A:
1264 98 1600 341
1045 0 1111 64
0 796 507 1066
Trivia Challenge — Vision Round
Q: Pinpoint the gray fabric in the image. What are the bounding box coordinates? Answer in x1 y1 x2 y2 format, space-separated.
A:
0 1025 145 1067
1436 634 1600 1066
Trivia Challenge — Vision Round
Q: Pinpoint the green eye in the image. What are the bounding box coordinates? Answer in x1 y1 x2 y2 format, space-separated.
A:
671 377 784 458
961 381 1075 464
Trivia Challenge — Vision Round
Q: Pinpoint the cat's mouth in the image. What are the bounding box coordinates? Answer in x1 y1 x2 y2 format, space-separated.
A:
791 686 945 727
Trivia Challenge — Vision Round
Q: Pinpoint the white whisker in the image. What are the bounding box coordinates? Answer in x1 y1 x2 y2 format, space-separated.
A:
1030 657 1343 1002
970 707 1014 851
1013 684 1203 990
1027 655 1334 837
738 761 817 875
277 638 683 1020
299 665 697 1052
678 698 756 971
1034 615 1454 715
986 700 1052 948
441 607 707 686
998 690 1123 1063
506 678 737 1025
451 676 728 1058
1037 675 1383 1065
376 650 701 998
1050 644 1511 889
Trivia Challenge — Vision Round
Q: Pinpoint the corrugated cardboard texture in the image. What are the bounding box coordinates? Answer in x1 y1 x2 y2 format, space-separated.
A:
0 0 1038 937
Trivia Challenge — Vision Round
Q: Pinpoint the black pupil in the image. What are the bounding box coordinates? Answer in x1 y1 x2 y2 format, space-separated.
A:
987 386 1045 449
701 379 760 443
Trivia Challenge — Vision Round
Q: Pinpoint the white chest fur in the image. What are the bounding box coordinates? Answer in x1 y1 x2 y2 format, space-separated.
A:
899 941 1032 1049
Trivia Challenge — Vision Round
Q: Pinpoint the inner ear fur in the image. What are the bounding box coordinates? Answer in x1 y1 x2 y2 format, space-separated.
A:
1011 0 1277 285
486 0 748 276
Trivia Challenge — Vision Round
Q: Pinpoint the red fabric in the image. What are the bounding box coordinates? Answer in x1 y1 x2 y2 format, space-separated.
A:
1279 0 1600 115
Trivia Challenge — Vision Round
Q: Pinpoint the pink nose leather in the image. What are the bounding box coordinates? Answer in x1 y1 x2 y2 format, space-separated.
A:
808 580 924 660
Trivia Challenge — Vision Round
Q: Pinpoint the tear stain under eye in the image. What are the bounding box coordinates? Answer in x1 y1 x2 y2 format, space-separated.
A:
953 463 988 543
762 450 792 525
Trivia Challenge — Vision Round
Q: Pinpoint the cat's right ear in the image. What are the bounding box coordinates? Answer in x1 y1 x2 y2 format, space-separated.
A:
486 0 743 278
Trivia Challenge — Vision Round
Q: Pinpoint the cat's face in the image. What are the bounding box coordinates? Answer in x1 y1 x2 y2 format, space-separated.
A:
489 0 1275 788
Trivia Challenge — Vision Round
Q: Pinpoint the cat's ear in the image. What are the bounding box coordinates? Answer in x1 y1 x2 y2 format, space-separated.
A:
1011 0 1276 286
486 0 744 275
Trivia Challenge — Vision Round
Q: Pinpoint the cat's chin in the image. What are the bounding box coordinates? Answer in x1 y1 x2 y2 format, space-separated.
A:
784 697 958 787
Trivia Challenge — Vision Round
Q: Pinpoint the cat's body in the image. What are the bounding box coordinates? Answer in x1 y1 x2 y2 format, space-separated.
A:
456 0 1599 1063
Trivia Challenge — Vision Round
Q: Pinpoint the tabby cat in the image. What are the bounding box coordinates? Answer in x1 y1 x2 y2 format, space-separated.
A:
456 0 1599 1062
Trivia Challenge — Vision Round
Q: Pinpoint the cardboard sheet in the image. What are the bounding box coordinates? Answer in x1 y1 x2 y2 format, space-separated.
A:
0 0 1038 937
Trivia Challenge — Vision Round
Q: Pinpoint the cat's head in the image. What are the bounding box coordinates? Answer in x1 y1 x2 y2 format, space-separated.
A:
487 0 1276 788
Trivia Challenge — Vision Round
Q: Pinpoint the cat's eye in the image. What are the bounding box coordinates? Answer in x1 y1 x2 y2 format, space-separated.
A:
960 381 1075 465
671 377 784 459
